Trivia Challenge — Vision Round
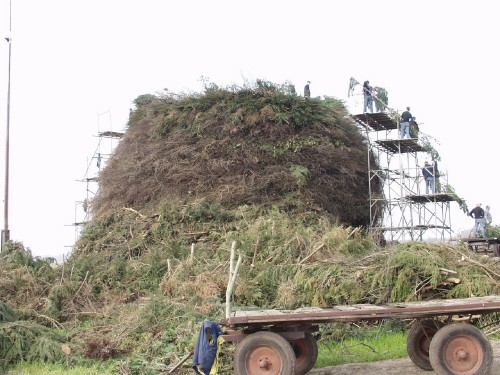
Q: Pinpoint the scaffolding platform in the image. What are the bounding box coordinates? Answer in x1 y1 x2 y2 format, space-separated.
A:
375 138 425 154
352 112 397 131
98 131 124 138
405 193 456 203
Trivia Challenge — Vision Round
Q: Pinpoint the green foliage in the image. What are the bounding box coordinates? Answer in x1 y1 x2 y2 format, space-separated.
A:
289 164 309 187
149 79 347 138
0 321 68 370
133 94 156 107
419 132 441 162
258 136 321 157
486 224 500 237
373 87 388 112
184 200 233 223
0 242 56 271
0 301 16 322
444 184 469 214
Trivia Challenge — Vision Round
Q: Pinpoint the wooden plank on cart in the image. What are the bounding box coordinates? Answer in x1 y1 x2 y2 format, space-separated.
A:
222 296 500 327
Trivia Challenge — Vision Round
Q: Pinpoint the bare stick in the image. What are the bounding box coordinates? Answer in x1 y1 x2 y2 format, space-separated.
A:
74 271 89 297
122 207 146 219
251 237 259 266
168 350 194 373
226 241 243 318
299 243 324 264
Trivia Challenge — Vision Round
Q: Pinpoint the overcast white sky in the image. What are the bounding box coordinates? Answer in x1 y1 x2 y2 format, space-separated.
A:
0 0 499 259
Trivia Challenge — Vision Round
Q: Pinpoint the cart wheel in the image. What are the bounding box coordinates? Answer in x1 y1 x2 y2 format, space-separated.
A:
429 323 492 375
234 331 296 375
407 319 444 371
290 332 318 375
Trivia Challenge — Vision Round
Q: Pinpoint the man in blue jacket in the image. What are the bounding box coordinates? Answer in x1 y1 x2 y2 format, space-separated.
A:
421 160 435 194
363 80 373 113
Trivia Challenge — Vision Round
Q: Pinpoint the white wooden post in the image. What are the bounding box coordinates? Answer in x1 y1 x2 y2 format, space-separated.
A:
226 241 243 319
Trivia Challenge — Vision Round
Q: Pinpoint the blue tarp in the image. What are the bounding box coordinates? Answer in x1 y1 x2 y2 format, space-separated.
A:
192 320 223 375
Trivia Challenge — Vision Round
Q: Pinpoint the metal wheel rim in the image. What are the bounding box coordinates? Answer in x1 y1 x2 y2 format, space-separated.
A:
443 335 483 374
291 338 308 369
417 333 432 358
244 345 284 374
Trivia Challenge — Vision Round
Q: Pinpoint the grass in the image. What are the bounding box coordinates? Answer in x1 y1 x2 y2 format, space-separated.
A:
6 362 116 375
5 331 408 374
315 330 408 368
5 330 499 373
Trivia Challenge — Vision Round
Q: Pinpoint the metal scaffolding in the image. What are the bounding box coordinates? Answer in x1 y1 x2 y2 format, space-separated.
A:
352 112 455 243
72 110 123 242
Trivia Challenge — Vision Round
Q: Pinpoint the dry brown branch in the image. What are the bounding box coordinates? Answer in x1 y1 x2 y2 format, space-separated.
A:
168 350 194 373
347 227 359 239
34 312 64 330
66 311 111 318
439 267 458 274
59 261 65 285
122 207 146 219
211 264 223 274
74 271 89 297
251 237 260 266
299 243 325 264
344 342 377 353
459 252 500 279
349 252 389 265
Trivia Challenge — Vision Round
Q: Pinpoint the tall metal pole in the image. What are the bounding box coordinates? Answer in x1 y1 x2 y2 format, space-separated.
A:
1 0 12 252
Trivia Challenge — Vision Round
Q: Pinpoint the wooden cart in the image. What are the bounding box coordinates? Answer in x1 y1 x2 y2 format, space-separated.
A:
463 238 500 257
221 296 500 375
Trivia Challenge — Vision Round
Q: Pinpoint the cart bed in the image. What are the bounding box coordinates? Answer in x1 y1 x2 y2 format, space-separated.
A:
222 296 500 327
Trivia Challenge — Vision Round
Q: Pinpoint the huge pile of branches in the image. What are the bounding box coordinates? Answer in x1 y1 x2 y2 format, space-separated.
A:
2 79 498 373
3 211 500 372
90 80 382 227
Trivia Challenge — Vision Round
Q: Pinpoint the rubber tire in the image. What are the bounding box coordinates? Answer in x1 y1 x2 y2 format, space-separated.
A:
407 319 445 371
492 243 500 257
290 332 318 375
429 323 492 375
234 331 296 375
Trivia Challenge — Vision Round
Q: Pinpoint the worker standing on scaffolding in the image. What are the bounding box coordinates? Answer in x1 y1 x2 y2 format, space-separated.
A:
400 106 413 139
363 81 373 113
422 160 436 194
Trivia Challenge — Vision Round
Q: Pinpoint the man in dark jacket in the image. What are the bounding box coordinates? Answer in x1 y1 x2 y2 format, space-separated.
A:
363 80 373 113
469 203 486 238
304 81 311 98
421 160 435 194
400 106 413 139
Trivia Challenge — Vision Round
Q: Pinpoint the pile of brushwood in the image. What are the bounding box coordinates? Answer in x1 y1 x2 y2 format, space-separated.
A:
1 80 500 374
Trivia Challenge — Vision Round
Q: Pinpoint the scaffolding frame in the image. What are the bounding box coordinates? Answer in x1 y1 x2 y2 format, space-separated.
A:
71 110 123 243
352 112 455 243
